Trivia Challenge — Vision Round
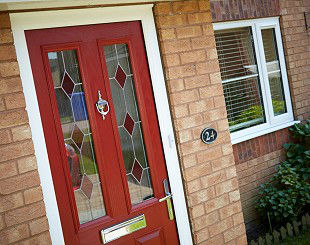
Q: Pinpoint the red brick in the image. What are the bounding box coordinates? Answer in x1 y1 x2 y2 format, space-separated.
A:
17 155 37 173
24 186 43 205
184 74 210 89
196 146 223 163
29 217 49 236
166 64 196 79
158 28 176 41
0 61 20 77
19 232 52 245
190 204 205 218
201 169 227 187
0 29 13 44
205 194 230 213
177 114 203 130
0 140 34 162
156 15 187 28
176 26 202 39
0 129 11 145
195 228 209 243
11 124 32 142
172 1 199 13
0 45 16 61
4 92 26 110
189 187 215 206
189 98 214 114
199 84 223 98
0 110 28 130
0 77 23 95
232 212 245 226
5 201 46 226
0 171 40 195
0 13 11 29
215 178 239 196
153 2 172 15
219 202 242 219
0 214 4 230
0 192 24 212
0 160 17 180
170 89 199 105
180 50 206 64
188 12 212 24
185 162 212 181
223 223 246 242
208 217 233 237
0 224 30 244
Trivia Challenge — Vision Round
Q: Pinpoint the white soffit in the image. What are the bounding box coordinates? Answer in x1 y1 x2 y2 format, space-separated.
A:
0 0 175 11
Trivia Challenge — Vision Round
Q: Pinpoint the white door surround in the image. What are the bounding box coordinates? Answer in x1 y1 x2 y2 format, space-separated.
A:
10 5 193 245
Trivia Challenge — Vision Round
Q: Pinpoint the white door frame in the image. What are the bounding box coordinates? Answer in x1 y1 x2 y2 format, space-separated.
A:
10 5 193 245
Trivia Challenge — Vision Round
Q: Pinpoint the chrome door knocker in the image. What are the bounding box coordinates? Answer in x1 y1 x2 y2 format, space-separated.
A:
96 90 110 120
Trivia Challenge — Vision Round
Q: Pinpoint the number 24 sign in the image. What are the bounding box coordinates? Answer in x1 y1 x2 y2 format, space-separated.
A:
201 128 218 144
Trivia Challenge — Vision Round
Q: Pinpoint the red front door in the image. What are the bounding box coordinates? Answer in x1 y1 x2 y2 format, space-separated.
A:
25 21 180 245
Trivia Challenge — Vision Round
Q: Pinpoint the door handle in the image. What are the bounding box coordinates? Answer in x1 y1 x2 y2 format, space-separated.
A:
96 90 110 120
159 179 174 220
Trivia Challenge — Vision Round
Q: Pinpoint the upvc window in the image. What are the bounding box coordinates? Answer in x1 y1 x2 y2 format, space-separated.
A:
213 18 295 144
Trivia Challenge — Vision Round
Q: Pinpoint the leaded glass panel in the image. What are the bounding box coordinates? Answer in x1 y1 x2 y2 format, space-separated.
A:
103 44 154 205
48 50 106 224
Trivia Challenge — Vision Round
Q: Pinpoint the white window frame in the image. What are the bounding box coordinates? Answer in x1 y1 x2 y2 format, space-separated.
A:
10 5 193 245
213 17 298 144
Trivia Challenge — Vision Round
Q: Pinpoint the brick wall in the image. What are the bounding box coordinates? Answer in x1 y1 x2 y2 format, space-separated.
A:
154 1 247 244
0 13 52 245
280 0 310 121
210 0 280 22
232 129 290 227
208 0 310 235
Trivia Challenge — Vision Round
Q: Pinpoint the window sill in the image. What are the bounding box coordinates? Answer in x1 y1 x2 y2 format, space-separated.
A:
231 120 300 145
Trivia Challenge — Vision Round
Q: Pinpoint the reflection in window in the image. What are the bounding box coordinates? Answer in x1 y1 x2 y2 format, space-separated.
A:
262 28 287 116
215 27 266 132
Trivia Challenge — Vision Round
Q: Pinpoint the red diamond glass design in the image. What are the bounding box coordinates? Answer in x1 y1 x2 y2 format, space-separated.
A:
80 174 93 199
132 160 143 182
115 65 126 88
62 72 75 97
72 124 83 149
124 113 134 135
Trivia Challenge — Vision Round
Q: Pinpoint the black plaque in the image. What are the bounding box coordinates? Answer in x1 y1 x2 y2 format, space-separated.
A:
201 128 218 144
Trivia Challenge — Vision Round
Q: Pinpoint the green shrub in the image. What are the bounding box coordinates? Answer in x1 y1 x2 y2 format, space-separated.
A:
257 120 310 230
228 100 285 127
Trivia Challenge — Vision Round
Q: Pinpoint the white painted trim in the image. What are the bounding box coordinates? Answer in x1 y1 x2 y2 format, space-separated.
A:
231 121 300 144
10 5 193 245
213 17 295 144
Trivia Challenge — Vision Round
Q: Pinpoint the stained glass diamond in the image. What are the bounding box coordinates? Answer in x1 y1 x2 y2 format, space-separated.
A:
124 113 134 135
132 160 143 182
62 72 75 97
80 174 93 200
115 65 126 88
72 124 84 149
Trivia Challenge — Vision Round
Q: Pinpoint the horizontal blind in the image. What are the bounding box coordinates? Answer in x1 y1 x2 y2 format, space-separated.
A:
215 27 266 132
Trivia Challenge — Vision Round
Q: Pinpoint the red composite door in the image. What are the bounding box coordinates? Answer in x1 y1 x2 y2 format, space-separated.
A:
25 21 180 245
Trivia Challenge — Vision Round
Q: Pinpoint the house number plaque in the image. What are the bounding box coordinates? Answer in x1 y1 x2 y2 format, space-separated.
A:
201 128 218 144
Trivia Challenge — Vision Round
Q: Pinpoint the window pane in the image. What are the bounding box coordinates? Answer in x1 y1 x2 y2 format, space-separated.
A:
103 44 154 205
48 50 106 224
215 27 266 132
261 29 287 116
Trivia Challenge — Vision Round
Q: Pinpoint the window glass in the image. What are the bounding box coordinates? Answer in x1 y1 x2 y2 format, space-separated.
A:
261 28 287 116
48 50 106 224
103 44 154 205
215 27 266 132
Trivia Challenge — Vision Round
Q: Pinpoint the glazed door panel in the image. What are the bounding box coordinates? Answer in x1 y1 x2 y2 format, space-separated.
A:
25 21 179 245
